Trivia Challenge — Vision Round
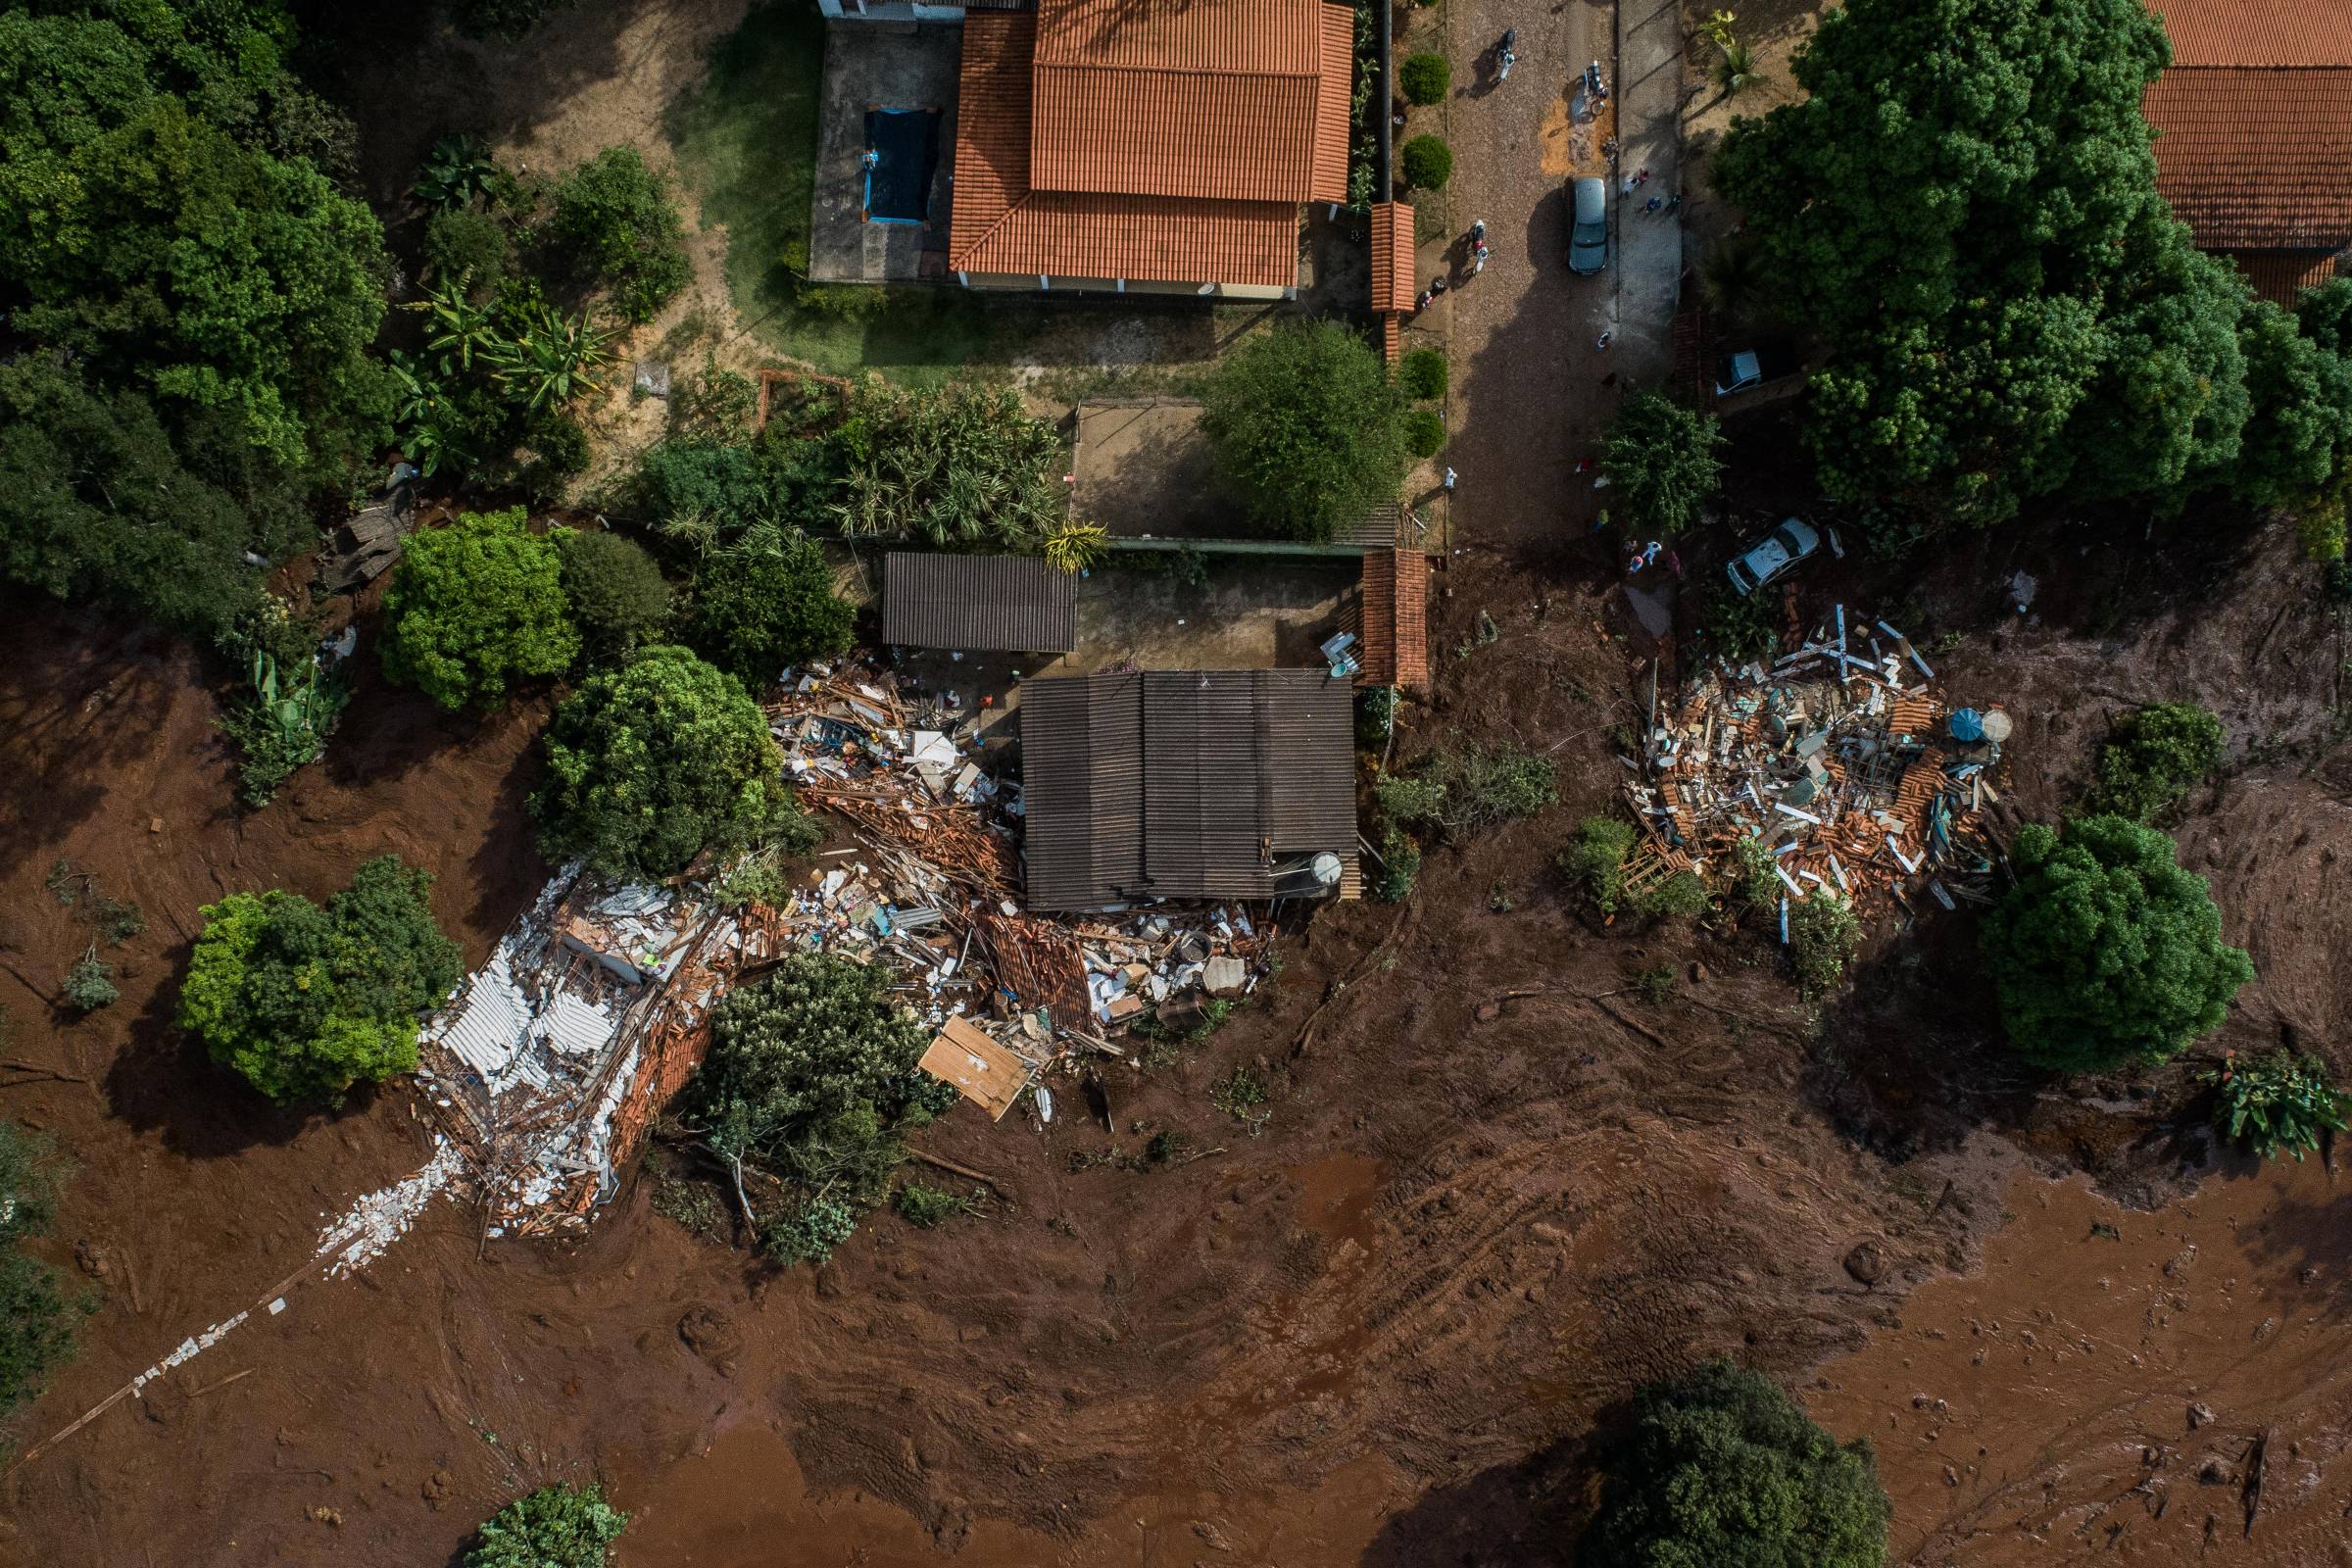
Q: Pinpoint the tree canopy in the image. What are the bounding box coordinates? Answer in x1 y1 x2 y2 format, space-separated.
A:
1602 390 1725 538
1200 321 1407 544
466 1482 626 1568
1979 815 2253 1073
547 145 691 324
691 955 956 1264
381 509 580 710
1713 0 2351 528
686 523 855 687
532 645 804 880
556 526 673 657
1584 1359 1891 1568
179 857 462 1103
0 1120 83 1418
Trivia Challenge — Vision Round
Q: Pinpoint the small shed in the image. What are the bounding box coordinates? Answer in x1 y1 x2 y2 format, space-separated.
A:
883 551 1077 653
917 1016 1036 1121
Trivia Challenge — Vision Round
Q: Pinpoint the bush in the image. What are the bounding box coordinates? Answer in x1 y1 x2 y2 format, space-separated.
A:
1398 53 1451 105
1980 816 2254 1073
1788 892 1862 996
557 528 673 658
1637 870 1711 921
423 209 514 295
519 412 592 502
668 361 761 446
547 146 692 324
894 1182 967 1228
693 956 948 1264
1402 409 1446 458
61 948 118 1011
1561 816 1637 913
1603 390 1726 538
1377 745 1557 843
1728 834 1781 911
816 381 1067 551
637 440 779 539
1401 134 1453 190
1585 1359 1889 1568
534 646 807 880
466 1482 627 1568
0 1122 85 1417
382 509 580 710
1703 583 1781 662
1201 321 1408 544
1397 347 1448 401
687 524 856 687
1357 685 1397 746
2296 491 2347 562
1371 822 1421 903
2201 1051 2349 1160
2089 702 2225 822
179 857 461 1104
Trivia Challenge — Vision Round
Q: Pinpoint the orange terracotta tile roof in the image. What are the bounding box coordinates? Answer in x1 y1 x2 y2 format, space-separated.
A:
951 8 1312 287
2144 68 2352 250
2230 248 2342 304
1370 201 1417 315
1357 548 1430 690
2149 0 2352 66
1027 0 1352 204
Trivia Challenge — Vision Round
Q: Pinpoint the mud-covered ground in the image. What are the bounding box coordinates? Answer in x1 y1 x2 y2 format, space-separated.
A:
0 468 2346 1567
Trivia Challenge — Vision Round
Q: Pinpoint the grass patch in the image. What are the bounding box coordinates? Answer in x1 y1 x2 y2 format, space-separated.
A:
662 4 992 380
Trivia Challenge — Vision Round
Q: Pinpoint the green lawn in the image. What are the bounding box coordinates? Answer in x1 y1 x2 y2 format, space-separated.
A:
662 2 992 381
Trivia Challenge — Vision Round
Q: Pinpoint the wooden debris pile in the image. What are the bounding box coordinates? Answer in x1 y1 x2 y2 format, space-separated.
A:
1625 609 2012 933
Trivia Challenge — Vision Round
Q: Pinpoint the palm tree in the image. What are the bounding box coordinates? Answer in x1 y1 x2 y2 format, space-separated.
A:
482 302 614 413
1699 234 1768 324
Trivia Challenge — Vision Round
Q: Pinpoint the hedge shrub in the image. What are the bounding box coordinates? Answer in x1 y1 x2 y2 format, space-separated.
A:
1401 134 1453 190
1399 53 1450 105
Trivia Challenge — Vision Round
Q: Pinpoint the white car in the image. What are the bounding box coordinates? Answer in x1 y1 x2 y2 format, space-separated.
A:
1726 517 1821 596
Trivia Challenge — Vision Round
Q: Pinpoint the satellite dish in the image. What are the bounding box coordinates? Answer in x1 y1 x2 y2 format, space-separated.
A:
1310 852 1344 887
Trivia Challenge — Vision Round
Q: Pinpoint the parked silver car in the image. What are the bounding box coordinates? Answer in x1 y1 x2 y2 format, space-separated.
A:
1568 176 1607 274
1726 516 1821 596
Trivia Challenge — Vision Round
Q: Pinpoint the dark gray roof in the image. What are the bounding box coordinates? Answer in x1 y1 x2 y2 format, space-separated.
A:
883 552 1077 652
1020 669 1356 909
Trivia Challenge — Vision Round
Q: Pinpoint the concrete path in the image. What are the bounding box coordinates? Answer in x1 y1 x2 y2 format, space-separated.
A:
1432 0 1684 555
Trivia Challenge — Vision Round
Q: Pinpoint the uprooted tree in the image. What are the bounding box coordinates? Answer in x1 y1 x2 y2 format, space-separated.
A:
531 645 812 881
179 857 463 1104
1583 1358 1891 1568
687 955 958 1265
1979 815 2253 1073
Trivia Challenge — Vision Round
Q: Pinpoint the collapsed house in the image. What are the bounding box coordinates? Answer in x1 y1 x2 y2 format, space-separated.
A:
1623 612 2012 928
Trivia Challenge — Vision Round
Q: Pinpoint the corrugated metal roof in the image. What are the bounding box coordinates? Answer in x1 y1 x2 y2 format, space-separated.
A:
1020 668 1355 908
2145 68 2352 249
948 6 1336 286
2150 0 2352 67
884 552 1078 652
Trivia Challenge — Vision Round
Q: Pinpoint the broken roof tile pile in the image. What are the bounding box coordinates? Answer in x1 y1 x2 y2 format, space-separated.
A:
1021 668 1359 910
1625 611 2013 933
950 0 1353 286
2142 0 2352 298
882 551 1078 654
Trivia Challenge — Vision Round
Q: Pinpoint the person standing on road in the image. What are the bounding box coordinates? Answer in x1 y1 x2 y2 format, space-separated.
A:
1444 467 1457 493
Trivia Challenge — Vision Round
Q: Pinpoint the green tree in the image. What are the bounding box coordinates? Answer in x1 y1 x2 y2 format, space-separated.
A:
466 1483 627 1568
533 645 805 880
1397 347 1447 401
1603 390 1724 538
0 358 304 640
1585 1359 1890 1568
548 145 692 324
1788 892 1862 997
382 509 580 710
1398 53 1449 104
687 524 855 687
1400 133 1451 189
1201 321 1407 544
1374 744 1556 842
178 857 462 1103
557 527 673 658
0 1122 86 1417
2089 702 2224 822
6 97 392 483
1980 816 2253 1073
1713 0 2263 527
423 209 515 295
691 955 955 1265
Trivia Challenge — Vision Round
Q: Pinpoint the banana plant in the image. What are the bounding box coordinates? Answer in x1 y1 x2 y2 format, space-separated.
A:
482 301 614 413
407 275 497 369
413 132 498 212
